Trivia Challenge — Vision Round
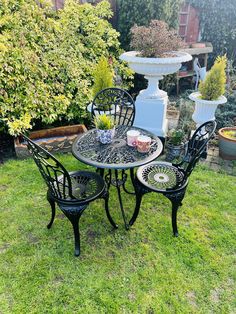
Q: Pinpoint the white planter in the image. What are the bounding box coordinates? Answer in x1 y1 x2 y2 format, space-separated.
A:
87 103 119 116
120 51 192 136
189 92 227 127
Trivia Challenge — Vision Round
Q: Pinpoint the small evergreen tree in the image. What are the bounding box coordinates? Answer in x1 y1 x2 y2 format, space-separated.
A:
199 56 227 100
92 56 114 97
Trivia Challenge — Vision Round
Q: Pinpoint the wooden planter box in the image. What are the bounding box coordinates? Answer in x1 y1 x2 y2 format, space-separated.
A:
15 124 87 158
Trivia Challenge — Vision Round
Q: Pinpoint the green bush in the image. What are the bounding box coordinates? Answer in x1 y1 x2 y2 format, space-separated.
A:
0 0 133 135
117 0 183 50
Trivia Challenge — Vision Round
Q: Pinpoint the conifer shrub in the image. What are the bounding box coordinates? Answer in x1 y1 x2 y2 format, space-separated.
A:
199 56 227 100
92 56 114 97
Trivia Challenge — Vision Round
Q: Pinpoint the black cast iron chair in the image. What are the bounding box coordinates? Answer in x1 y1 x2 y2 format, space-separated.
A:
91 87 135 126
91 87 136 189
22 135 117 256
129 120 217 236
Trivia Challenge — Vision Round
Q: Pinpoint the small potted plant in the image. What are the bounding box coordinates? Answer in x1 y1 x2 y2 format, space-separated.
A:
218 127 236 160
165 128 186 162
189 55 227 126
87 56 117 115
94 114 115 144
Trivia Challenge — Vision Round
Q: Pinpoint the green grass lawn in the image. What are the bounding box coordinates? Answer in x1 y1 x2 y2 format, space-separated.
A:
0 155 235 313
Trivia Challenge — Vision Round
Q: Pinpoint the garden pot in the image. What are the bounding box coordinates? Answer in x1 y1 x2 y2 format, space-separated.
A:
15 124 87 158
167 108 180 130
189 92 227 127
120 51 192 136
165 142 187 162
218 127 236 160
96 128 115 144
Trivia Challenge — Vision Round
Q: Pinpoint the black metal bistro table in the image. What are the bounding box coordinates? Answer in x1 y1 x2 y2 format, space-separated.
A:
72 125 163 229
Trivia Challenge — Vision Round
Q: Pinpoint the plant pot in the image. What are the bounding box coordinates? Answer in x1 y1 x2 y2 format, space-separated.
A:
165 142 187 162
87 103 119 116
167 109 180 130
15 124 87 158
96 128 115 144
218 127 236 160
189 92 227 127
120 51 192 137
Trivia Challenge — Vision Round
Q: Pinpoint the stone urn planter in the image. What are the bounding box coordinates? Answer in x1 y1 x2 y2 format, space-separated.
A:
120 51 192 137
218 127 236 160
15 124 87 158
189 91 227 127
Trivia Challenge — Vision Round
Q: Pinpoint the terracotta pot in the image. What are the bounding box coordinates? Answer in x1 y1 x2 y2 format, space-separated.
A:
218 127 236 160
15 124 87 158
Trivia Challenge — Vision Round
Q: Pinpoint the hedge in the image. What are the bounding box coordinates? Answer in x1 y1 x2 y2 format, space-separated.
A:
0 0 133 135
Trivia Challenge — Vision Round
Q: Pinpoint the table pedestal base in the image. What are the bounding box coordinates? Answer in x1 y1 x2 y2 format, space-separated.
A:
98 168 136 230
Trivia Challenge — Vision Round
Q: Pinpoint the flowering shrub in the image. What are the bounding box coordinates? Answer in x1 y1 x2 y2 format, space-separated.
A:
130 20 185 58
0 0 133 135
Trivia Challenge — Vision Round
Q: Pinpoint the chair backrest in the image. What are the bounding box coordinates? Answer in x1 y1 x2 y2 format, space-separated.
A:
177 120 217 180
22 134 74 200
91 87 135 126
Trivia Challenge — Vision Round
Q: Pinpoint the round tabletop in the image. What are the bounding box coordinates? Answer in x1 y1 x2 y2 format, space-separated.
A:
72 125 163 170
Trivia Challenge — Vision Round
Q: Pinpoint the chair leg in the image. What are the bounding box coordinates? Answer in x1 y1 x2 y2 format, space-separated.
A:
60 206 86 257
71 216 81 257
165 189 186 237
47 193 56 229
103 192 118 229
171 201 180 237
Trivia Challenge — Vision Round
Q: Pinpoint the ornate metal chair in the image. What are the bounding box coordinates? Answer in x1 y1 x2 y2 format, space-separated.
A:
22 135 117 256
91 87 136 191
91 87 135 126
129 120 217 236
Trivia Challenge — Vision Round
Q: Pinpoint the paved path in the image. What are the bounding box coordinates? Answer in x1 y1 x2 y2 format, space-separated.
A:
201 144 236 176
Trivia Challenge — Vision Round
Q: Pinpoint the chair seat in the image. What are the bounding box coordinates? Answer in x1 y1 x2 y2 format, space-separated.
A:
56 170 106 204
137 161 186 193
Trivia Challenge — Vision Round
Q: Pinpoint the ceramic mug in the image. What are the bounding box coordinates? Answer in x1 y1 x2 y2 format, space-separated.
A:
137 135 152 153
127 130 140 147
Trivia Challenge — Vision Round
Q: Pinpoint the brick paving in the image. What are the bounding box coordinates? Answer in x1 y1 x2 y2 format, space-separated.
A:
201 143 236 176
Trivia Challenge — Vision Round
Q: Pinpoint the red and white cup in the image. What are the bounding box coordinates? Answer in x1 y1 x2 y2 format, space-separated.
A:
127 130 140 147
137 135 152 153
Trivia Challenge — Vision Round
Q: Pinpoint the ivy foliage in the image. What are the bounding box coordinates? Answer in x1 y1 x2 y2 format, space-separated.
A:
190 0 236 60
0 0 133 135
117 0 183 50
